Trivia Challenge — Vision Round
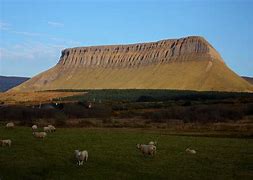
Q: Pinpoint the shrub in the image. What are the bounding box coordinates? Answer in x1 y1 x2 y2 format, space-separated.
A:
55 112 67 126
143 104 245 123
62 103 112 118
78 119 97 127
136 95 155 102
245 103 253 115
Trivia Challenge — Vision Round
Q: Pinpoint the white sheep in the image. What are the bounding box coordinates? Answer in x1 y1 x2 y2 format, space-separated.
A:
75 150 88 166
185 148 197 154
43 126 51 133
32 125 38 131
137 144 156 156
6 122 14 128
0 139 12 147
33 132 47 139
48 125 56 132
148 141 157 146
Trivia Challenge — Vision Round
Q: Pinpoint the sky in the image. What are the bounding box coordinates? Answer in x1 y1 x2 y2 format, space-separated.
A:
0 0 252 77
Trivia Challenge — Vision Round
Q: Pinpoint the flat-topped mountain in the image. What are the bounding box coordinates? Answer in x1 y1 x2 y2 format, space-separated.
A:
10 36 253 92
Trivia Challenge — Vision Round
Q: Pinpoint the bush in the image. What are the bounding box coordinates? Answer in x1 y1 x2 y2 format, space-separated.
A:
143 104 244 123
0 105 61 122
78 119 97 127
102 118 113 124
245 103 253 115
61 103 112 118
55 112 67 126
136 96 155 102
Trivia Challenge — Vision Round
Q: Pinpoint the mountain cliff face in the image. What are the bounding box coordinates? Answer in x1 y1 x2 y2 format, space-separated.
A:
58 36 222 68
10 36 253 92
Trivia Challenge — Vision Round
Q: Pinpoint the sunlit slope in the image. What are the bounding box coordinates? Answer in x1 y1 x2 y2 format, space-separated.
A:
10 36 253 92
12 60 252 92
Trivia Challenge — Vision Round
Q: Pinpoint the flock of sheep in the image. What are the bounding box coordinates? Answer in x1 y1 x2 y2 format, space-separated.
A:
1 122 88 166
32 124 56 139
1 122 57 142
1 122 197 166
0 122 14 147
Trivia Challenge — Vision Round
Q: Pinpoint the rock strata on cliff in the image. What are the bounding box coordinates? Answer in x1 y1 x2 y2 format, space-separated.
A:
58 36 222 69
10 36 253 92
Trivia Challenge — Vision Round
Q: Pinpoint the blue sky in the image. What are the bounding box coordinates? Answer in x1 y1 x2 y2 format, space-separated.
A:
0 0 252 77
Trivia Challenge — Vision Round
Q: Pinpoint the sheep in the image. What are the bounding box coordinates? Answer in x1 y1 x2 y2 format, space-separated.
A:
148 141 157 146
136 144 156 156
185 147 197 154
6 122 14 128
48 125 56 132
43 126 51 133
33 132 47 139
0 139 12 147
32 125 38 131
75 150 88 166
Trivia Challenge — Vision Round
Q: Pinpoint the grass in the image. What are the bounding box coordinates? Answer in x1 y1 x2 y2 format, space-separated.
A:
0 127 253 180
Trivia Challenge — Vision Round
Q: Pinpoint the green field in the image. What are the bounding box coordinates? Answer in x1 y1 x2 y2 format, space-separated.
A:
0 127 253 180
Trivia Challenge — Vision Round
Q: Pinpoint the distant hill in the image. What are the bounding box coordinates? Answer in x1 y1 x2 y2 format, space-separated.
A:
0 76 30 92
242 76 253 85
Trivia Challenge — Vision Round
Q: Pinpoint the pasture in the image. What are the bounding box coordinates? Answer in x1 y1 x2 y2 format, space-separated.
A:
0 126 253 180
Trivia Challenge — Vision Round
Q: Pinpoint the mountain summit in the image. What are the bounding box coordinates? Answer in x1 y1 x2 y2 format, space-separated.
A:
10 36 253 92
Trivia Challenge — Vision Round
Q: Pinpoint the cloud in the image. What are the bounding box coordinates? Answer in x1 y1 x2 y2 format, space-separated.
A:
0 21 44 36
0 47 35 60
0 42 62 62
0 22 10 30
0 39 81 63
12 31 44 36
48 21 64 28
49 37 81 45
0 20 81 63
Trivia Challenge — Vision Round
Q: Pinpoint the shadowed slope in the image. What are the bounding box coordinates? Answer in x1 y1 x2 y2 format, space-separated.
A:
0 76 29 92
242 76 253 85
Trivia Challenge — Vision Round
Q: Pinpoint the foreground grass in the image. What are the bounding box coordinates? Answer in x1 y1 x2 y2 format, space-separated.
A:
0 127 253 180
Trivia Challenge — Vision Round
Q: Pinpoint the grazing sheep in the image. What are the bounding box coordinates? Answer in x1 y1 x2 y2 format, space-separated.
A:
43 126 51 133
185 148 197 154
137 144 156 156
0 139 12 147
148 141 157 146
33 132 47 139
75 150 88 166
6 122 14 128
32 125 38 131
48 125 56 132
